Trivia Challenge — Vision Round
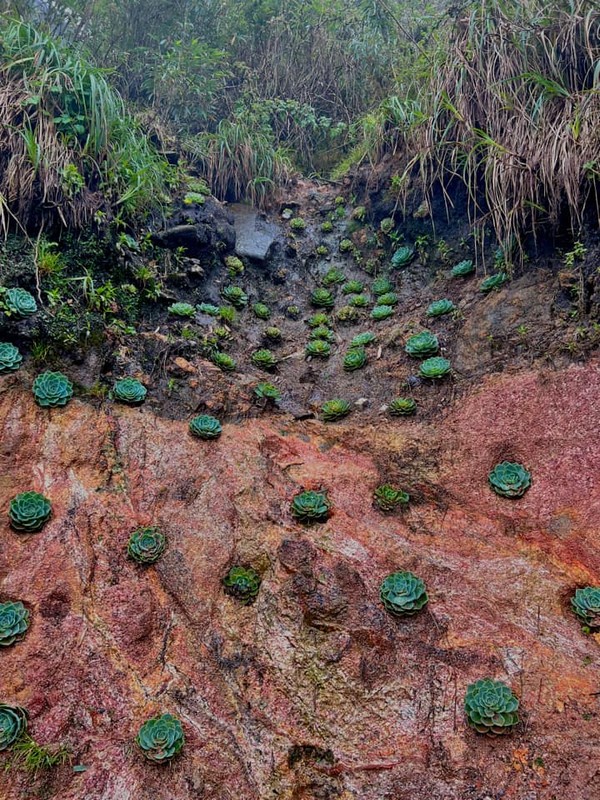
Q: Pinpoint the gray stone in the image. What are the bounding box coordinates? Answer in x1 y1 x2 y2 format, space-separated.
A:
230 203 281 263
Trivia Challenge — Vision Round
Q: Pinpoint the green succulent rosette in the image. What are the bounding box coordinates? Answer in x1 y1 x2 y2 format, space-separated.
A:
321 221 333 233
480 272 508 293
311 288 335 309
348 294 369 308
372 277 394 296
0 601 30 647
376 292 399 307
4 288 37 317
254 382 281 401
212 352 236 371
488 461 531 498
388 397 417 416
451 259 475 277
0 343 23 374
220 285 248 308
405 331 439 358
32 371 73 408
197 303 220 316
9 491 52 533
251 349 278 370
374 483 410 512
419 357 451 378
136 713 185 763
371 305 393 321
189 415 222 440
264 327 281 341
222 566 261 605
291 490 331 524
307 313 329 328
168 302 196 318
343 348 367 371
571 586 600 628
464 679 519 735
322 268 345 287
427 299 455 317
391 246 415 268
380 571 428 616
253 303 271 320
342 280 364 295
113 377 147 404
305 340 331 358
128 527 166 565
0 704 28 750
290 217 306 231
336 305 359 324
321 399 351 421
339 239 353 253
350 332 376 348
310 326 334 342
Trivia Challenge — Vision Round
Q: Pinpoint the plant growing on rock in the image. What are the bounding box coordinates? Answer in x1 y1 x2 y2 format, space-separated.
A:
0 343 23 373
488 462 531 498
222 566 261 605
221 285 248 308
371 305 393 321
264 326 282 342
305 340 331 358
168 302 196 318
427 299 455 317
451 259 475 277
343 280 364 295
321 398 351 421
571 586 600 629
0 704 28 750
419 357 451 378
350 332 376 348
307 312 329 328
480 273 508 293
251 349 278 370
290 217 306 232
225 256 244 277
405 331 439 358
127 527 166 565
197 303 220 316
391 246 415 268
9 491 52 532
136 714 184 763
189 415 222 439
380 571 428 616
336 305 359 324
32 371 73 408
372 277 394 296
339 239 353 253
4 288 37 318
376 292 398 307
212 352 236 371
374 484 409 512
389 397 417 416
464 679 519 735
311 288 335 309
322 268 345 286
348 294 369 308
254 382 281 402
113 377 147 404
0 601 30 646
321 221 333 233
253 303 271 320
291 490 331 524
343 347 367 371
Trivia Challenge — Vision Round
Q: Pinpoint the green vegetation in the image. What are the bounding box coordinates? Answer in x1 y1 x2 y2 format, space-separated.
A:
350 332 376 348
221 286 248 308
212 352 237 371
464 679 519 735
342 280 364 295
343 348 367 371
336 305 359 324
253 303 271 320
251 348 278 370
0 601 30 647
379 571 428 616
198 303 220 316
222 566 261 605
264 326 282 342
372 277 394 296
391 246 414 268
5 735 71 774
488 462 532 499
0 705 28 750
307 313 329 328
376 292 398 307
136 714 185 763
348 294 369 308
419 357 451 378
113 378 147 404
254 382 281 402
315 245 329 257
0 343 23 373
371 305 393 321
405 331 438 358
9 491 52 533
189 415 222 439
451 260 475 278
291 490 331 524
374 484 409 512
168 302 196 318
32 371 74 408
321 222 333 233
290 217 306 232
305 340 331 358
480 273 508 293
310 289 335 309
225 256 244 277
389 397 417 416
339 239 353 253
127 527 166 565
3 288 37 317
322 268 346 287
427 299 455 317
571 587 600 629
321 398 351 421
310 326 335 342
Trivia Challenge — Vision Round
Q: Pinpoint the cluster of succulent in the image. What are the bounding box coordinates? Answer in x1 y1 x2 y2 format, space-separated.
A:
339 239 353 253
254 382 281 402
264 326 282 342
391 246 415 268
315 245 329 257
480 273 508 293
0 342 23 373
113 377 147 404
371 305 393 321
290 217 306 232
9 491 52 533
336 305 359 324
322 268 345 287
571 586 600 629
427 299 455 317
388 397 417 416
464 679 519 735
379 571 428 616
127 527 166 565
291 490 331 524
3 288 37 317
380 218 395 235
419 357 451 378
168 302 196 318
0 704 28 750
405 331 439 358
32 371 73 408
136 714 184 763
321 221 333 233
225 255 244 277
374 483 409 512
308 313 329 328
310 325 334 342
451 259 475 277
348 294 369 308
251 349 278 370
189 415 222 439
221 285 248 308
321 398 351 421
372 276 394 296
488 461 531 498
253 303 271 320
311 288 335 309
212 352 236 371
350 332 376 348
343 347 367 371
223 566 261 605
342 280 364 295
306 339 331 358
0 601 30 647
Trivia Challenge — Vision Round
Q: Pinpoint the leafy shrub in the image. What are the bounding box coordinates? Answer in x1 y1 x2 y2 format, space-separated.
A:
391 246 415 268
128 527 166 565
113 377 147 404
222 566 261 605
464 679 519 735
136 714 184 763
321 398 351 421
0 343 23 373
350 332 376 348
264 326 282 342
0 601 30 647
251 349 278 370
225 256 244 277
376 292 398 307
374 484 409 512
321 221 334 233
339 239 353 253
427 299 455 317
336 305 359 324
221 286 248 308
451 259 475 277
343 280 364 294
0 704 28 750
372 277 394 296
322 268 346 286
168 302 196 318
310 326 334 342
488 462 531 498
3 288 37 318
480 273 508 293
348 294 369 308
311 288 335 308
571 587 600 629
253 303 271 320
212 352 236 371
389 397 417 416
254 382 281 402
371 305 393 321
197 303 220 316
305 340 331 358
343 348 367 371
291 490 331 524
405 331 439 358
419 357 451 378
380 571 428 616
9 491 52 533
307 313 329 328
189 415 222 439
32 371 74 408
290 217 306 232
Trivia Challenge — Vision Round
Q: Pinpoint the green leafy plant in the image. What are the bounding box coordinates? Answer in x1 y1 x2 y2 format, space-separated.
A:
0 343 23 373
389 397 417 416
291 490 331 524
189 415 223 439
336 305 359 324
6 735 71 773
343 347 367 371
113 377 147 404
3 288 37 318
290 217 306 232
348 294 369 308
32 371 74 408
334 196 345 206
305 340 331 358
254 382 281 402
253 303 271 320
419 357 451 378
307 313 329 328
221 285 248 308
350 332 376 348
0 601 30 646
391 246 415 268
374 484 410 512
127 527 166 565
405 331 439 358
480 273 508 293
212 352 236 371
136 713 184 763
322 268 346 286
9 491 52 533
218 306 237 323
251 349 278 370
379 571 428 616
339 239 353 253
286 305 301 318
321 221 333 233
371 305 393 321
488 462 531 498
0 704 28 750
380 218 395 235
372 277 394 296
343 280 364 294
571 587 600 629
464 679 519 735
197 303 220 316
264 326 282 342
222 566 261 605
321 398 351 421
375 292 397 307
451 259 475 277
427 299 455 317
310 326 334 342
311 288 335 308
224 256 244 277
168 302 196 318
315 245 329 257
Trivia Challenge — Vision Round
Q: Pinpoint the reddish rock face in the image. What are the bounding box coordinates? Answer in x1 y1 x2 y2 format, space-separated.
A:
1 363 599 799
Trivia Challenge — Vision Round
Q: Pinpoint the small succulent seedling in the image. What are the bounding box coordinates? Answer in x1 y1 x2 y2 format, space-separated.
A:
128 527 166 565
218 306 236 323
291 490 331 524
224 256 244 277
480 273 508 293
371 305 393 321
372 277 394 296
197 303 220 316
0 601 30 647
251 349 278 370
168 302 196 318
253 303 271 320
427 299 455 317
388 397 417 416
4 288 37 317
214 326 232 341
488 462 531 498
380 571 428 616
32 371 73 408
374 484 409 512
0 343 23 373
321 221 333 233
334 195 345 206
0 704 28 750
379 218 394 235
376 292 398 307
405 331 439 358
310 326 334 342
321 398 351 421
419 357 451 378
286 305 301 318
254 383 281 402
315 245 329 257
464 679 519 735
212 352 236 371
290 217 306 232
305 340 331 358
264 326 282 341
342 280 364 295
322 268 345 287
113 377 147 404
222 566 261 605
451 259 475 277
352 205 366 221
391 246 415 268
350 332 376 348
307 313 329 328
339 239 353 253
9 491 52 532
348 294 369 308
189 415 222 439
336 305 359 324
343 348 367 371
571 586 600 629
221 285 248 308
136 714 184 763
311 288 335 309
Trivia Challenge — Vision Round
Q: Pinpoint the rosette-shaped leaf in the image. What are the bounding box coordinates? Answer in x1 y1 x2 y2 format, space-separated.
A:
189 415 222 440
168 302 195 318
291 490 331 524
321 398 351 421
308 313 329 328
371 305 393 321
290 217 306 231
380 218 395 235
264 327 282 342
374 483 410 512
197 303 220 316
286 305 301 318
0 343 23 373
419 357 451 378
342 280 364 295
136 713 184 763
305 340 331 358
251 349 278 370
32 371 73 408
339 239 353 253
322 268 346 286
372 277 394 296
388 397 417 416
253 303 271 320
336 305 359 324
488 461 531 498
571 586 600 628
4 288 37 317
310 326 334 342
128 527 166 565
451 259 475 277
0 704 28 750
343 347 367 371
380 571 428 616
348 294 369 308
221 285 248 308
427 299 455 317
113 377 147 404
391 246 415 268
254 382 281 401
0 601 30 646
9 491 52 533
405 331 439 358
464 679 519 735
480 273 508 293
376 292 398 307
225 255 244 276
223 566 261 605
212 352 236 371
350 332 376 348
321 221 333 233
311 288 335 308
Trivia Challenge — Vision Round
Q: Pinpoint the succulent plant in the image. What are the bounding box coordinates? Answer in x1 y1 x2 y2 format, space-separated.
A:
253 303 271 320
389 397 417 416
372 277 394 296
339 239 353 253
451 259 475 277
391 246 415 268
376 292 399 307
0 342 23 373
290 217 306 231
136 713 185 763
0 601 30 646
343 347 367 371
251 348 278 370
189 415 222 439
9 491 52 533
223 566 261 605
405 331 439 358
379 218 395 235
371 305 394 321
311 288 335 309
321 398 351 421
310 325 334 342
0 704 28 750
419 357 451 378
315 245 329 257
168 302 196 318
214 326 232 341
286 305 301 318
464 679 519 735
4 288 37 317
427 299 455 317
321 221 334 233
197 303 220 316
221 285 248 308
336 305 359 324
322 268 346 286
224 255 244 277
348 294 369 308
32 371 74 408
307 312 330 328
291 490 331 524
128 527 166 564
571 586 600 628
350 332 376 348
113 377 147 404
380 571 428 616
488 461 531 498
374 483 410 512
212 352 237 371
343 280 364 295
264 326 282 341
334 195 345 206
254 382 281 402
305 340 331 358
352 205 366 221
480 273 508 293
